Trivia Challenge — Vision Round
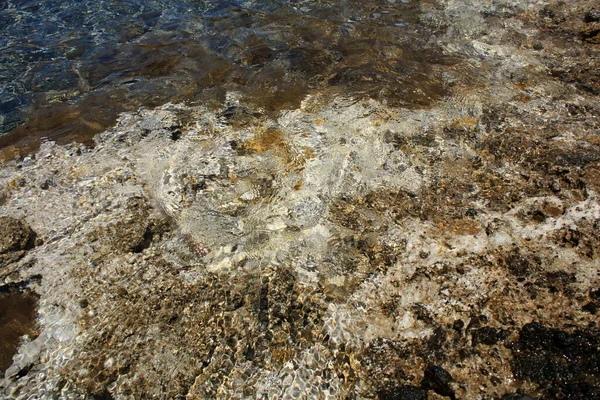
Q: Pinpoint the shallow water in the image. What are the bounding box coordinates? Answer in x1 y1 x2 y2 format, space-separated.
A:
2 0 600 396
0 285 38 375
0 0 453 155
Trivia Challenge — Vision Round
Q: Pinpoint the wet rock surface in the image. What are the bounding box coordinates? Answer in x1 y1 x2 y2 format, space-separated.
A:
421 366 456 399
0 0 599 398
510 323 600 399
0 282 39 376
0 216 33 254
378 385 428 400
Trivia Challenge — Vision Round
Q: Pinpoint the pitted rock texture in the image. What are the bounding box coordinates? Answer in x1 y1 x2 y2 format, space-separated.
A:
0 216 33 254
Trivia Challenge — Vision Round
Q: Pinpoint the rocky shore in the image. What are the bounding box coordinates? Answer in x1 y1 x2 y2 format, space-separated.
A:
1 0 599 398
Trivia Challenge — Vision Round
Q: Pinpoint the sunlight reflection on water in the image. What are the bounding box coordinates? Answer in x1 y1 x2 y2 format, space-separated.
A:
0 0 455 155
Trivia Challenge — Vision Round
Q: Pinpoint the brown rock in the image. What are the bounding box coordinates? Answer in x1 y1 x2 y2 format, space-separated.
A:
584 9 600 23
580 22 600 43
92 197 151 253
0 216 33 254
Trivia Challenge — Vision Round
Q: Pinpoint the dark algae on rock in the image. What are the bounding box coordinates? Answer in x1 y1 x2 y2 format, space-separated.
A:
378 385 429 400
510 323 600 399
0 282 39 376
421 365 456 399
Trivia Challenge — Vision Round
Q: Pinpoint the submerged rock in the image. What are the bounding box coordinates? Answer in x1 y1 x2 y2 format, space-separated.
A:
0 216 33 254
0 0 599 398
421 366 456 399
471 326 510 346
584 9 600 23
0 282 39 376
510 323 600 399
501 395 537 400
378 385 428 400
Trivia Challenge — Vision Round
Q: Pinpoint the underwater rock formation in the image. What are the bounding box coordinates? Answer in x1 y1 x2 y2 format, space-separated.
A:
0 0 599 398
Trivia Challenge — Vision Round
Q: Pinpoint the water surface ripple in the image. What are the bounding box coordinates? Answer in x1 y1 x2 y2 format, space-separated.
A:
0 0 454 154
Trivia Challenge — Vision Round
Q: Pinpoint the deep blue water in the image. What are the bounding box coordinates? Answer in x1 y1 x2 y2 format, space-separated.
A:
0 0 451 152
